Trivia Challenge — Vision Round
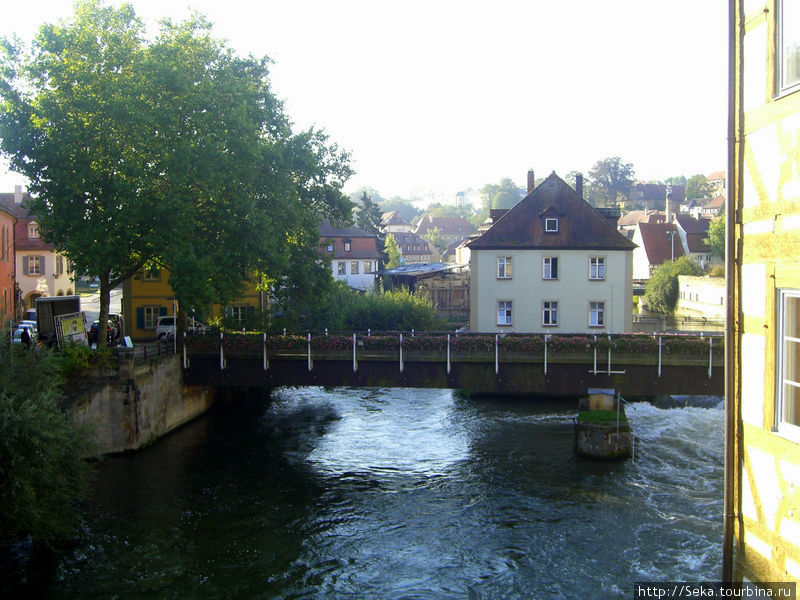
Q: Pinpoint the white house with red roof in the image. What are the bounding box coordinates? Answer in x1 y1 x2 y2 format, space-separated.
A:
318 221 381 291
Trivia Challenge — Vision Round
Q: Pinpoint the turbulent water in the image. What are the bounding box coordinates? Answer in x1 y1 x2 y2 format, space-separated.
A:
7 388 724 599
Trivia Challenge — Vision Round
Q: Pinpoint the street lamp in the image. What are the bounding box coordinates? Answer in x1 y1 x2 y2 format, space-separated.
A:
666 229 676 262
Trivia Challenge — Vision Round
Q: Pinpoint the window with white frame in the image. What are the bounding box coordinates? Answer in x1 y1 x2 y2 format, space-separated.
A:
779 0 800 94
28 255 41 275
497 256 512 279
28 222 39 239
337 261 346 275
230 305 247 326
545 217 559 232
143 306 161 329
589 257 606 280
589 301 605 327
351 261 360 274
542 301 558 326
777 291 800 434
142 267 160 281
543 257 558 280
344 241 351 252
497 300 512 326
363 260 372 274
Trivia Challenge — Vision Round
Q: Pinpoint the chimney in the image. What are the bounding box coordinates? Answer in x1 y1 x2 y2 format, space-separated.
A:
14 185 22 205
575 173 583 198
527 169 535 194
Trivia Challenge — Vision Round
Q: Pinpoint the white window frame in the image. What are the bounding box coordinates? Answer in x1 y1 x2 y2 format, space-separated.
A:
589 301 605 328
589 257 606 280
543 257 558 280
497 256 512 279
545 217 559 232
497 300 512 326
337 261 346 276
777 290 800 440
28 222 39 239
542 301 558 327
778 0 800 95
142 267 161 282
143 306 161 329
28 255 41 275
230 305 247 326
344 241 351 252
363 260 372 274
351 260 360 274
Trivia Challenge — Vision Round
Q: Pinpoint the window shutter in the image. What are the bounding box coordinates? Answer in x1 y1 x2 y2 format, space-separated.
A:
22 255 29 274
39 255 45 275
136 307 145 329
159 306 167 316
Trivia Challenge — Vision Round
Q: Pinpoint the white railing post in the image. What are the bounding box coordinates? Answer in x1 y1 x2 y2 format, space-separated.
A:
658 335 662 377
593 335 598 375
544 334 549 375
399 333 404 373
282 328 286 337
182 332 189 368
325 328 328 336
708 337 713 379
495 334 499 375
412 328 415 337
368 328 371 337
353 333 358 372
447 334 451 374
307 333 312 371
219 331 225 370
263 332 268 371
607 334 612 373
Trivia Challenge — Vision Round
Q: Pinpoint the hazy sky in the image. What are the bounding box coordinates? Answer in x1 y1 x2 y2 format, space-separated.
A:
0 1 728 203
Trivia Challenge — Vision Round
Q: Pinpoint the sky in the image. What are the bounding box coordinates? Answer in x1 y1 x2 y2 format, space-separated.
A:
0 0 729 205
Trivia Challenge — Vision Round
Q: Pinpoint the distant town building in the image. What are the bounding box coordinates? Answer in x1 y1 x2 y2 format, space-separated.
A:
631 222 686 280
380 262 469 321
0 202 15 323
0 187 75 312
318 221 381 291
631 183 685 211
380 210 412 234
413 214 475 246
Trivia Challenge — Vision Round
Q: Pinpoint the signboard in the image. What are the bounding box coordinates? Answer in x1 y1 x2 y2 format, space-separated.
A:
55 312 88 348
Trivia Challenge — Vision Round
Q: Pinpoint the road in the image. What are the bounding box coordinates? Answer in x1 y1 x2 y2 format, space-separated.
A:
80 287 122 323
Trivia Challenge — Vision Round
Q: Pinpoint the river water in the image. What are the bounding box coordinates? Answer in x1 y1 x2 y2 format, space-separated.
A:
14 387 723 599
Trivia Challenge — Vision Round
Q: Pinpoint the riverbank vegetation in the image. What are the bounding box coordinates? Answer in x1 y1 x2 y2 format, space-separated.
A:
0 337 95 549
644 256 704 314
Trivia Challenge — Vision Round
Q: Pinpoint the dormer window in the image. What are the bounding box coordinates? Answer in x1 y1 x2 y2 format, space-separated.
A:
28 222 39 239
343 239 352 252
545 217 559 232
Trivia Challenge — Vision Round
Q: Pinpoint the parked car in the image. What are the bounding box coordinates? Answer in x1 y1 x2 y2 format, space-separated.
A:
20 320 38 333
154 316 206 341
12 324 37 346
108 313 123 340
88 319 117 345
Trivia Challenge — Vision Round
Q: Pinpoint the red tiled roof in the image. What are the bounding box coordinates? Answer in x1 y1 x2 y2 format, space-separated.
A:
676 214 710 235
639 222 686 265
414 215 474 237
618 209 665 226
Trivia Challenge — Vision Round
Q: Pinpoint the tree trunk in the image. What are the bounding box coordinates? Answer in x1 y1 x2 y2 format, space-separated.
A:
97 274 111 347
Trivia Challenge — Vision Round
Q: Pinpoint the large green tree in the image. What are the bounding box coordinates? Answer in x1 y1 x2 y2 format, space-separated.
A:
686 173 712 200
0 1 351 344
356 190 382 234
588 156 635 207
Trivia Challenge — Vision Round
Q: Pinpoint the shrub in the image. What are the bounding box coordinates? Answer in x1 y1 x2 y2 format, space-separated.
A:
644 256 703 313
0 332 94 548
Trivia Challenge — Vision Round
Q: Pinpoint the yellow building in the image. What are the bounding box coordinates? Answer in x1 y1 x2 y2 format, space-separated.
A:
122 267 263 340
726 0 800 583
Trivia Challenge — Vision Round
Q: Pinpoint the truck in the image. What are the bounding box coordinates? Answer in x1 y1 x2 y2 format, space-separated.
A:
35 295 83 346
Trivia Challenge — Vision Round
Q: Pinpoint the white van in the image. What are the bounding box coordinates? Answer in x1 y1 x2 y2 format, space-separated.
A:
154 316 207 340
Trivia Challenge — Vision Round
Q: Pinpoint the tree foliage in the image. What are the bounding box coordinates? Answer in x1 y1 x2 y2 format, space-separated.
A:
0 1 352 344
705 212 725 259
0 339 94 548
644 256 703 314
302 282 440 332
423 226 447 257
355 190 382 234
664 175 687 186
383 233 402 268
588 156 635 207
686 174 712 200
378 196 420 223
